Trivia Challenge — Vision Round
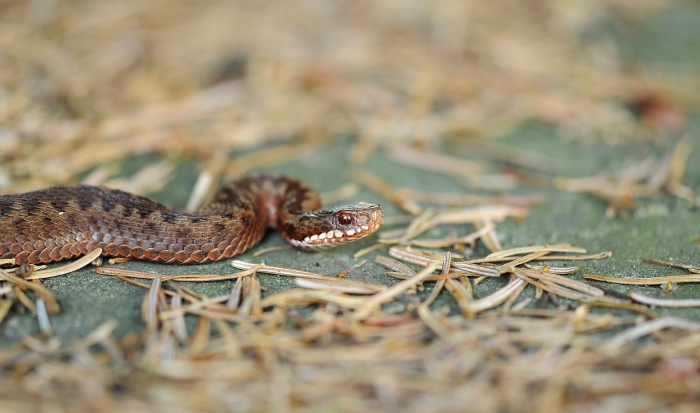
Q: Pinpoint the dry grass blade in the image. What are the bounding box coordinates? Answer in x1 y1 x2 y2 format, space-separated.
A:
525 264 579 275
349 137 378 165
409 223 494 248
354 170 422 215
556 176 641 218
513 269 601 302
387 145 485 177
385 271 489 281
321 182 361 205
170 295 189 341
388 246 442 267
106 161 175 195
332 259 368 278
240 274 262 317
227 278 244 310
643 258 700 274
668 138 692 184
352 242 389 258
423 253 452 308
497 251 551 274
467 251 612 264
583 273 700 285
630 292 700 308
556 139 695 217
27 248 103 279
5 265 32 280
397 188 544 207
587 301 658 319
604 317 700 348
486 244 586 259
231 260 340 280
159 296 230 320
374 256 417 277
35 299 52 334
474 140 565 172
295 278 386 294
12 285 36 312
112 273 193 300
185 151 228 212
185 169 216 212
443 278 474 316
386 246 497 277
295 276 388 292
379 209 438 244
228 143 321 175
451 263 500 278
387 246 500 277
474 219 502 253
417 304 452 341
0 270 60 313
82 319 119 346
649 138 695 203
514 268 605 298
185 170 217 212
463 277 528 313
354 263 440 320
431 206 531 225
143 277 162 330
0 300 13 324
188 316 212 357
96 265 264 282
261 289 368 309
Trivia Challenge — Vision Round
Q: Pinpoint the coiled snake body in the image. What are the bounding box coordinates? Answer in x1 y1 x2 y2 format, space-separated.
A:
0 176 383 265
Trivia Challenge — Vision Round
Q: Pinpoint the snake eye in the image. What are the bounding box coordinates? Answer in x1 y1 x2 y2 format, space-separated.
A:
338 212 353 226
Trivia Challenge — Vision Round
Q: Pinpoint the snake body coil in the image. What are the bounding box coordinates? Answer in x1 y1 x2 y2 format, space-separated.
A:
0 176 383 265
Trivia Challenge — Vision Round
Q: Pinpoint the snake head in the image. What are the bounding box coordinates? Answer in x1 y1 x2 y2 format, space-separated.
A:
288 202 384 251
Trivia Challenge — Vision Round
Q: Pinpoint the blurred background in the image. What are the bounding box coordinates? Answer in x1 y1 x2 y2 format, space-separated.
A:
0 0 698 194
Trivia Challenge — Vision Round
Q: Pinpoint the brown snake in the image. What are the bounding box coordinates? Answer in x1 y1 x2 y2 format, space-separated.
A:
0 175 384 265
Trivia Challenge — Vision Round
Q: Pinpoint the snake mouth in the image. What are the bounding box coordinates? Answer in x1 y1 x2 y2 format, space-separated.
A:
289 204 384 251
301 225 375 247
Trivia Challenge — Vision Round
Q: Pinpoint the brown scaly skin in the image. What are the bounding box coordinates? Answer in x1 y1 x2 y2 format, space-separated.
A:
0 176 383 265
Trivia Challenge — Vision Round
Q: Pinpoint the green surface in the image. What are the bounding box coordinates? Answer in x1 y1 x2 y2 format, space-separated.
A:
1 116 699 345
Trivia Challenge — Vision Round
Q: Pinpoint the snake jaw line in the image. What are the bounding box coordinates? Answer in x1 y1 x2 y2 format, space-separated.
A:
290 203 383 251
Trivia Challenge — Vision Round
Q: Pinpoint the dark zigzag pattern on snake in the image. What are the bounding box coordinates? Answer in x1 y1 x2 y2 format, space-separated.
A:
0 176 383 265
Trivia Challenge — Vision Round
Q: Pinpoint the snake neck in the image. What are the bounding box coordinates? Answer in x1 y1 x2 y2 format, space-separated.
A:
210 175 323 228
212 176 383 250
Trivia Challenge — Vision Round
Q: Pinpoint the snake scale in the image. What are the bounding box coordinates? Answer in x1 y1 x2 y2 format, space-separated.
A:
0 175 384 265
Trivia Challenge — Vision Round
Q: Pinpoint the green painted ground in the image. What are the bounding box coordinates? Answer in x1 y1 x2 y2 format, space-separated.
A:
1 115 698 345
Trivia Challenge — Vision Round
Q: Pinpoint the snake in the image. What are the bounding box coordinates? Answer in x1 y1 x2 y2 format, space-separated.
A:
0 175 384 265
